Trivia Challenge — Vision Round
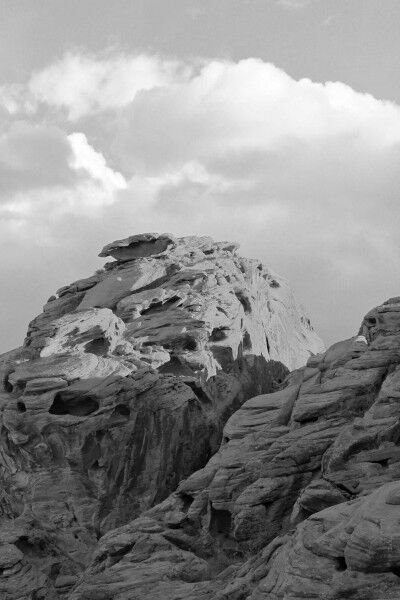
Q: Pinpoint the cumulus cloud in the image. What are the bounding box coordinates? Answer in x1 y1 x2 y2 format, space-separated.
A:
1 50 400 353
111 58 400 176
28 52 190 120
0 124 126 210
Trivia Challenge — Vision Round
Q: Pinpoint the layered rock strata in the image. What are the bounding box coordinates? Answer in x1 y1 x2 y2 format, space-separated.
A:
0 233 322 598
70 297 400 600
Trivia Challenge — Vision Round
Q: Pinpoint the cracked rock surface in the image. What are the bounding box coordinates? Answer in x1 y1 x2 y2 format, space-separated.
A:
0 233 322 599
69 297 400 600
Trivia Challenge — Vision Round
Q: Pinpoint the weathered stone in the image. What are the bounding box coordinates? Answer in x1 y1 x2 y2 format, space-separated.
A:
98 232 175 261
69 297 400 600
0 233 322 599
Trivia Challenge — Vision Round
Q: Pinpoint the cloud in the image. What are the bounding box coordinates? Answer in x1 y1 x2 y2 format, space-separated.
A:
1 50 400 354
111 58 400 177
28 52 190 120
68 132 126 193
0 84 35 115
0 123 126 223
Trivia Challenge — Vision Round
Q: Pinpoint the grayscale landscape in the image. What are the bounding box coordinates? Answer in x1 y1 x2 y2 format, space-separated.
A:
0 2 399 599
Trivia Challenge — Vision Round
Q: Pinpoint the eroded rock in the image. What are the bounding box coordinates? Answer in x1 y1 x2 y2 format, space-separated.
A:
69 297 400 600
0 233 321 598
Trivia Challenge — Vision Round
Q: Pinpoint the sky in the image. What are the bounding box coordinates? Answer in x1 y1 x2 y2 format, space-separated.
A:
0 0 400 353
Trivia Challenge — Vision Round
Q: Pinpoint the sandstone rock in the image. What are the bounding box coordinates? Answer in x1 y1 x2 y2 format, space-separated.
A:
0 233 321 599
98 232 175 261
69 297 400 600
39 307 126 358
25 233 323 374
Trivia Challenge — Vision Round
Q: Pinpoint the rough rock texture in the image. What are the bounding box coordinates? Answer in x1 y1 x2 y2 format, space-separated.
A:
68 297 400 600
25 233 321 374
0 233 322 599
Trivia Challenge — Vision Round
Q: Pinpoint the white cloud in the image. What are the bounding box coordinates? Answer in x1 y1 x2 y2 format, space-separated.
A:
28 52 190 120
68 132 126 192
0 124 126 222
1 50 400 354
111 58 400 176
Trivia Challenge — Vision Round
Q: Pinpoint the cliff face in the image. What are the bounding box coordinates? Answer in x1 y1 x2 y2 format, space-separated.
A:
68 297 400 600
0 233 322 598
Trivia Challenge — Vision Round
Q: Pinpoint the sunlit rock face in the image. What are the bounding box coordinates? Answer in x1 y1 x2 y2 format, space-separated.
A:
0 233 321 599
26 232 323 374
69 298 400 600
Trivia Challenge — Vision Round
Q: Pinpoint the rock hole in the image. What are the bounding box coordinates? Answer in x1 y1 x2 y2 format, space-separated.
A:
17 401 26 413
49 391 99 416
210 327 229 342
299 416 319 425
84 337 110 356
210 507 232 535
180 492 194 511
367 317 377 326
391 566 400 577
269 279 280 288
15 536 47 557
335 556 348 572
182 336 198 351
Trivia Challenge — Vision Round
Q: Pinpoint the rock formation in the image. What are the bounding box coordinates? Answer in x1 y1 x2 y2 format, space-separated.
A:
0 233 322 599
68 297 400 600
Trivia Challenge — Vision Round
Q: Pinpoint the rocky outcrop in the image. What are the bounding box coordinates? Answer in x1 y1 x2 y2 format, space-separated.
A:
25 232 322 374
69 297 400 600
0 233 322 599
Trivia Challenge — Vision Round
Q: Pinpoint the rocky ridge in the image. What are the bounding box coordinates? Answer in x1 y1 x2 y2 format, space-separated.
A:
68 297 400 600
0 233 322 599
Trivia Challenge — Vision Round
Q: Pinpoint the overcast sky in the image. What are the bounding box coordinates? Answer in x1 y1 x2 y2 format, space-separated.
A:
0 0 399 353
